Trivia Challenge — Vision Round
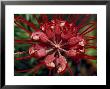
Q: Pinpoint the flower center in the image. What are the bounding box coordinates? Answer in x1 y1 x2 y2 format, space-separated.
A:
54 44 60 49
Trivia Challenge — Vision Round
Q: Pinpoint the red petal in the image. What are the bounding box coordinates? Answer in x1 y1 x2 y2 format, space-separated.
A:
55 25 61 35
31 32 49 42
66 49 77 57
44 54 56 69
39 33 49 43
56 55 67 74
61 31 73 40
29 44 47 58
40 14 48 23
46 29 55 39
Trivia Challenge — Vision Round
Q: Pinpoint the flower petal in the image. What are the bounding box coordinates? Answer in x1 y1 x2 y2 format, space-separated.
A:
56 55 67 74
44 54 56 69
29 44 47 58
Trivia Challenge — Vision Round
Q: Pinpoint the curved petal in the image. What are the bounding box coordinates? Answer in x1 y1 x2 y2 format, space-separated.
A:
56 55 67 74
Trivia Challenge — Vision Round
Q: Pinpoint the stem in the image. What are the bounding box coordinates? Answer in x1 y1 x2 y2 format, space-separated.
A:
77 15 90 30
82 26 96 35
32 14 40 25
87 42 96 45
66 64 74 76
32 62 45 75
85 46 96 49
15 15 38 31
14 21 31 35
15 39 34 44
68 15 74 22
73 14 80 24
16 69 31 73
86 36 96 40
84 54 96 60
80 24 94 35
16 62 45 75
16 56 31 60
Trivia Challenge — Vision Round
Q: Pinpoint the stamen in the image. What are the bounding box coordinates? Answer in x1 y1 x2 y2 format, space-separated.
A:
47 39 56 46
58 49 61 56
58 40 62 45
60 42 68 47
59 48 67 52
53 35 57 44
46 48 54 53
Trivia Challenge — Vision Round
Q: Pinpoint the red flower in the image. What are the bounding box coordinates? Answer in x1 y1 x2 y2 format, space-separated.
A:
14 14 97 76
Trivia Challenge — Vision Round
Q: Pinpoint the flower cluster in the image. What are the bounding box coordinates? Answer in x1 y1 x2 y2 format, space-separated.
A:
14 14 97 76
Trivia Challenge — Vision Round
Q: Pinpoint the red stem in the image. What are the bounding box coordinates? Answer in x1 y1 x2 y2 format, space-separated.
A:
73 14 80 24
14 15 38 31
14 21 31 35
33 62 45 75
68 15 75 22
86 46 97 49
16 69 31 73
32 14 40 24
66 64 74 76
16 62 45 75
84 54 96 60
80 24 94 35
41 14 48 23
83 26 96 35
86 36 96 40
16 56 31 60
15 39 34 44
77 15 90 30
